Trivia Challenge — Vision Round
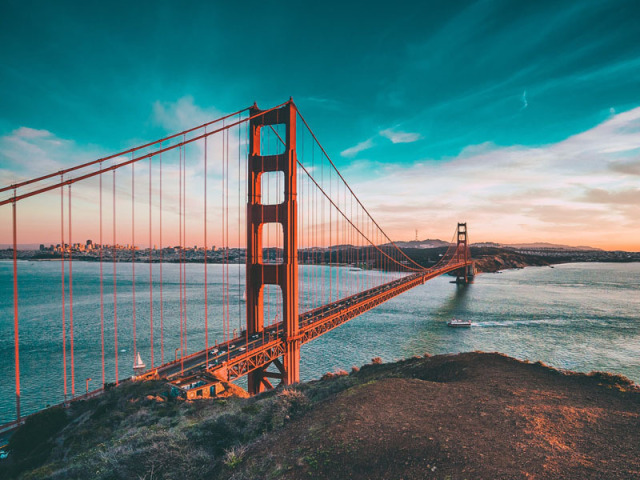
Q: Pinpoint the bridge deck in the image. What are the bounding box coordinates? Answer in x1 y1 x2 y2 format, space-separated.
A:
145 262 472 383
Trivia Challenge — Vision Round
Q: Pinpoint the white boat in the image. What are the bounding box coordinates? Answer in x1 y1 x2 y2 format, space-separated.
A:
133 352 146 370
447 318 472 328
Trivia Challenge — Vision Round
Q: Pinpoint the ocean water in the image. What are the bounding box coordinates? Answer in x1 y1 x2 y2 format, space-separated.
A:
1 261 639 424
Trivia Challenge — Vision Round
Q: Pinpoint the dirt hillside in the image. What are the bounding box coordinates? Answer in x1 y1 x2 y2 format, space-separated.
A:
235 353 640 479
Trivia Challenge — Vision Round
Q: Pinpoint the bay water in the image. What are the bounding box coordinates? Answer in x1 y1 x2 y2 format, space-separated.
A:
1 261 638 425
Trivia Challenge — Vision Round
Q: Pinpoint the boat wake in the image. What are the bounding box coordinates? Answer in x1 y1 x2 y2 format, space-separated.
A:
472 319 568 328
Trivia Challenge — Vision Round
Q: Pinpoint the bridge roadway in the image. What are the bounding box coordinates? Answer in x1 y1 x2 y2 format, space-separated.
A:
146 261 472 384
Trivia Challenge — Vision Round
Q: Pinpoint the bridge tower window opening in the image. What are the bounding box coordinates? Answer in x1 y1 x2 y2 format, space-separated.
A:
259 123 287 156
260 171 285 205
261 222 284 265
260 284 283 330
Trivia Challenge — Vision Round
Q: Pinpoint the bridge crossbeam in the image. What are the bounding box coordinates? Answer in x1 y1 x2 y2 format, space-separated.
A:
225 342 286 381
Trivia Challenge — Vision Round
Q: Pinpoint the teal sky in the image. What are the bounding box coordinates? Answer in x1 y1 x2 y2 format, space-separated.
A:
1 1 640 249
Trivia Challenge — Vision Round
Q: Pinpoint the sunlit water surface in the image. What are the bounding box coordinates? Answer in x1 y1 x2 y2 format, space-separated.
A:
1 261 638 424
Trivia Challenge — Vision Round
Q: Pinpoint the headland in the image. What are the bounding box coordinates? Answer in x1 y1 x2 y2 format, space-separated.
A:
2 352 638 479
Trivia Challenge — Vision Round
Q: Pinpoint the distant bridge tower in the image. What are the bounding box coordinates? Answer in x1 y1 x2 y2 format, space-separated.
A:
246 101 299 394
455 222 474 284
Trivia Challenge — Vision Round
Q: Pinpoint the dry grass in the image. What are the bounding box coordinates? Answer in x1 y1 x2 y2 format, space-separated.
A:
1 379 312 480
223 444 249 469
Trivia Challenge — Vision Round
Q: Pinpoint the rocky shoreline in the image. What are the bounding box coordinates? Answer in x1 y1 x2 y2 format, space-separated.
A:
473 251 552 273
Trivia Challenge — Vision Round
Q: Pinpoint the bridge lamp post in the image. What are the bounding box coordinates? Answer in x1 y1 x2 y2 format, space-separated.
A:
85 378 92 396
174 347 180 363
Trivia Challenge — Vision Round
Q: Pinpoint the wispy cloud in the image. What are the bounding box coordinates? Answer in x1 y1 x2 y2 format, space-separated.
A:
581 187 640 205
341 126 423 158
0 127 90 185
343 106 640 250
379 128 423 144
298 96 342 110
340 138 375 158
152 95 223 132
610 161 640 176
521 90 528 110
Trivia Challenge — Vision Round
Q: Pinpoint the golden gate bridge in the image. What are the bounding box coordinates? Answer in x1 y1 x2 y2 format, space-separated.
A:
0 99 474 429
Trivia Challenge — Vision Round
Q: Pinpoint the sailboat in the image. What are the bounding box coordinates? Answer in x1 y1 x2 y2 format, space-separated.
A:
133 352 146 370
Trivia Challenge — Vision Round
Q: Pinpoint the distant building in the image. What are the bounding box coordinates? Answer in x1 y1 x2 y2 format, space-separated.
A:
168 373 224 400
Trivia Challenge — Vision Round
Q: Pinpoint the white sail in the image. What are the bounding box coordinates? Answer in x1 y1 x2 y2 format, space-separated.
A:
133 352 146 369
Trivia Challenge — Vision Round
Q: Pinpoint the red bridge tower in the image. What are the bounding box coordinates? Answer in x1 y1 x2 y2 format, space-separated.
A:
246 101 299 394
455 222 474 284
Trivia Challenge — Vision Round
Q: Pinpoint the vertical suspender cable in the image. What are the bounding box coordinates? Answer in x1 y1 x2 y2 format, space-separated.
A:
228 123 231 341
238 119 244 344
265 126 269 326
302 142 306 310
314 144 317 310
328 155 332 303
159 150 164 364
149 156 153 368
244 118 251 343
228 124 232 340
183 136 188 355
131 160 137 361
60 179 67 400
316 156 320 308
336 177 340 299
68 184 75 396
274 125 278 320
204 131 208 365
228 128 231 334
319 141 324 306
179 145 184 372
12 190 20 421
113 170 119 384
221 122 226 344
100 164 105 388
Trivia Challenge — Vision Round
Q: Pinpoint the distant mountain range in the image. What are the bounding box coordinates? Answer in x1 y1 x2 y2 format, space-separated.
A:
392 239 602 251
475 242 602 251
389 239 452 249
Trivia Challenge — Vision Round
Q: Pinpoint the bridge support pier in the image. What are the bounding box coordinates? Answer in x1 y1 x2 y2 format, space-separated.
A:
246 101 299 395
454 222 474 285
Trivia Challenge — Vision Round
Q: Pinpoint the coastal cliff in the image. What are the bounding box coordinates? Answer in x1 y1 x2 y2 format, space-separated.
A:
2 352 638 479
473 251 551 273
